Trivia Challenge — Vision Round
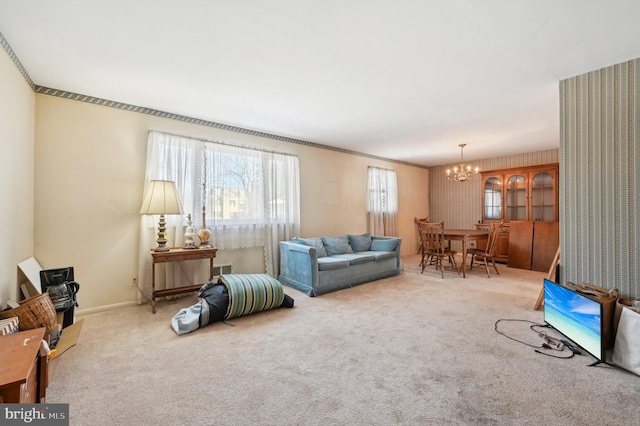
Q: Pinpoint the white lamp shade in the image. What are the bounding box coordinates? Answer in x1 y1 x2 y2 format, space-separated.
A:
139 180 184 215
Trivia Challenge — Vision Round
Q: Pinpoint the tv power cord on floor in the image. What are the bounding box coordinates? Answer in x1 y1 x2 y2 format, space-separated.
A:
494 319 578 359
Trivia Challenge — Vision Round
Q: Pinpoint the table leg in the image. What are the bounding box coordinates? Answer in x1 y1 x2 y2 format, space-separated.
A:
151 262 156 314
461 239 467 278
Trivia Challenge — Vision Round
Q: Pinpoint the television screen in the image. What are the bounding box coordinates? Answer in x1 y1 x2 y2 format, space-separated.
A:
543 278 604 361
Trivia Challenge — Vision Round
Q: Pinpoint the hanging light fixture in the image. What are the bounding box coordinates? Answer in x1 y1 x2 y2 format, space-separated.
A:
446 143 479 182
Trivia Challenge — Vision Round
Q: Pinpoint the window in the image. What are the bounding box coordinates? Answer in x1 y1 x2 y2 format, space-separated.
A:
367 167 398 236
139 131 300 283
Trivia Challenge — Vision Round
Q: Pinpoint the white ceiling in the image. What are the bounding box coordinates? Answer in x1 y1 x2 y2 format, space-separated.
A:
2 1 640 167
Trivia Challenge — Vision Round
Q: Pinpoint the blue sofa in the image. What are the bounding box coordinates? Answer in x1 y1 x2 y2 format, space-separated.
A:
278 233 402 296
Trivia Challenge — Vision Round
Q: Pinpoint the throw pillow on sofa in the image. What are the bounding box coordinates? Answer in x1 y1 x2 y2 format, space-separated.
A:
348 233 372 252
293 237 327 257
321 235 354 256
370 238 397 251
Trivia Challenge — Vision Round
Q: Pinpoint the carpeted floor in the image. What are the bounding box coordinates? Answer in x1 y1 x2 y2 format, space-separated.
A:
46 254 640 425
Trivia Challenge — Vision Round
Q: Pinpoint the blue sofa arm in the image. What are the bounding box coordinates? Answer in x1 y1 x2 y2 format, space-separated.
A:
371 235 402 268
278 241 318 296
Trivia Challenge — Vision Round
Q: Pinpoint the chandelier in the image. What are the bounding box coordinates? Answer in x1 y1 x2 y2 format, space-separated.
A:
446 144 479 182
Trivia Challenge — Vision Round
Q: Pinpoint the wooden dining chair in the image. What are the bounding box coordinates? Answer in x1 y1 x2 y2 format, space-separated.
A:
416 219 432 269
467 221 502 277
421 221 458 278
414 216 429 254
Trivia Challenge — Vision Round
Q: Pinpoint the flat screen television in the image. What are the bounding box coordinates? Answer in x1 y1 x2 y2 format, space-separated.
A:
543 278 605 364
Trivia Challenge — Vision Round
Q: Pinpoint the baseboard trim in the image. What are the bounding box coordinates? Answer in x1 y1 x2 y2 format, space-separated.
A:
75 301 139 316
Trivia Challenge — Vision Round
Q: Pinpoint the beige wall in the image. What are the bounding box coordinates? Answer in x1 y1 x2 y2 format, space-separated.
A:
0 47 35 306
33 95 430 312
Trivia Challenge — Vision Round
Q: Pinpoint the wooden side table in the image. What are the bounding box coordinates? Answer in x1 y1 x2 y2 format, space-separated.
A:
150 247 218 313
0 327 48 403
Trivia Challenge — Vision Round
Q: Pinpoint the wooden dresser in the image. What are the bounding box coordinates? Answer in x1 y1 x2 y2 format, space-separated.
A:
0 327 48 403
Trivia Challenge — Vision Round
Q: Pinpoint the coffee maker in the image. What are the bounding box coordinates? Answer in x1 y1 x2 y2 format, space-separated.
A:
40 266 80 328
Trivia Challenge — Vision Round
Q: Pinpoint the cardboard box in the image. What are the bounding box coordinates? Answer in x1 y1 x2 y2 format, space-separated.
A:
47 319 83 382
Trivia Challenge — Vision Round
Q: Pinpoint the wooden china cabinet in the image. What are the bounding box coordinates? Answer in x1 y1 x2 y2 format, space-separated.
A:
475 163 559 271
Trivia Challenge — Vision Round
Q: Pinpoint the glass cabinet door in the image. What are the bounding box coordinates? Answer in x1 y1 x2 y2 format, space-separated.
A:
483 177 502 220
531 171 555 221
480 165 558 223
506 174 527 221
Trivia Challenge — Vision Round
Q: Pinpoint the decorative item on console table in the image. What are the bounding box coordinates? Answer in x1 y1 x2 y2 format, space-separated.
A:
183 214 197 249
197 182 213 248
197 205 212 248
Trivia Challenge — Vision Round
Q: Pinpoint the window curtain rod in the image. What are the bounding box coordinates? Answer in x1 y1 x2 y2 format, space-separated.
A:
149 129 298 158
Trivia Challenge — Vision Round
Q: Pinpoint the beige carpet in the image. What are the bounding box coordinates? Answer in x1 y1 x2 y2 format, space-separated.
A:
46 255 640 425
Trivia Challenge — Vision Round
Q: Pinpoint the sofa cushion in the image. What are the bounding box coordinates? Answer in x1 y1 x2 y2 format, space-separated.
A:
317 257 351 271
348 233 372 252
321 235 353 256
355 250 397 261
334 253 375 265
370 238 398 251
293 237 327 258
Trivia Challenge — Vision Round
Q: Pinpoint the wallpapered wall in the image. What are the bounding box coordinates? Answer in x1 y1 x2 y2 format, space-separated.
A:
428 149 559 252
560 58 639 300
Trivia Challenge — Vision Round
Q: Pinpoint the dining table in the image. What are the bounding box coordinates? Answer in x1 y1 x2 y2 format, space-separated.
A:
443 229 489 278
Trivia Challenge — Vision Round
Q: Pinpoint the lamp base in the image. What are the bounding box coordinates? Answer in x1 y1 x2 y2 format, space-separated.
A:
154 214 170 252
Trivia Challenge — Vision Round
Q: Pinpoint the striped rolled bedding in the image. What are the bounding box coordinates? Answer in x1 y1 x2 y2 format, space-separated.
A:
171 274 291 335
219 274 285 320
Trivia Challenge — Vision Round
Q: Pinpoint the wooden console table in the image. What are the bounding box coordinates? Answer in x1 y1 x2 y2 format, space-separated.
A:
150 247 218 313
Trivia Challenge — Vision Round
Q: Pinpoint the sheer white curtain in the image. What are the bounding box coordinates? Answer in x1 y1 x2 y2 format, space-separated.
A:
137 131 300 304
367 166 398 236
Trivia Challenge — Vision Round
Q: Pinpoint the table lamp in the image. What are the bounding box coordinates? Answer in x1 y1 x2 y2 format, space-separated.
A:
139 180 184 252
